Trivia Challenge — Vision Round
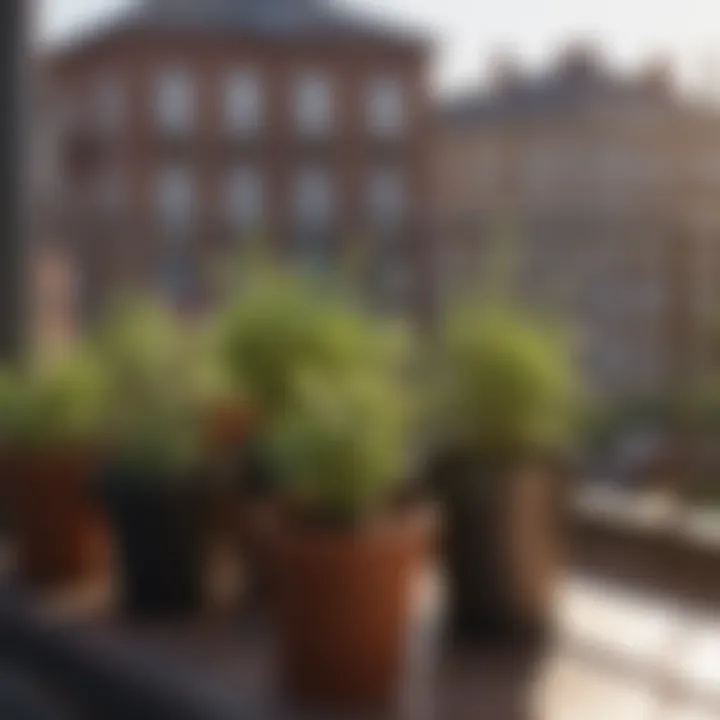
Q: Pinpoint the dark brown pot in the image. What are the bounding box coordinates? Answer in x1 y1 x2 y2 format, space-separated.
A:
436 455 566 646
269 508 433 710
9 447 110 589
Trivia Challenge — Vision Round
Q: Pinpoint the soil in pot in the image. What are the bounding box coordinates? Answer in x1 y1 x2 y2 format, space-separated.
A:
103 475 209 618
10 448 110 589
269 508 433 710
433 454 566 647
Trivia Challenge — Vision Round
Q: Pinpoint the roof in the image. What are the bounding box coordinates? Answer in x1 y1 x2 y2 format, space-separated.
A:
50 0 429 60
441 56 684 128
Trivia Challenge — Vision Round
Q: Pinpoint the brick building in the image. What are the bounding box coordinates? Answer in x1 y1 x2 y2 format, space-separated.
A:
44 0 432 320
436 47 720 396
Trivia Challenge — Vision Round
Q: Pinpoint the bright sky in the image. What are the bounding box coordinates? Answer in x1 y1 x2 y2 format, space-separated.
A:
38 0 720 93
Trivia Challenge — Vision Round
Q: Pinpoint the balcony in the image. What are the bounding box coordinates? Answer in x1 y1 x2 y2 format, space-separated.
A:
1 497 719 720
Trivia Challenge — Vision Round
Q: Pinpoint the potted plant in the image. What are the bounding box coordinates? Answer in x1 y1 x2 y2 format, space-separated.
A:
96 301 214 617
265 311 432 709
0 354 111 588
215 265 401 476
427 305 578 645
216 267 410 602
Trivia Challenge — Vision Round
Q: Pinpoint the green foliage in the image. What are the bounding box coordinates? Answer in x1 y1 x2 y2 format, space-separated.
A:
269 356 410 524
0 352 109 450
95 299 209 478
215 265 409 423
432 304 579 459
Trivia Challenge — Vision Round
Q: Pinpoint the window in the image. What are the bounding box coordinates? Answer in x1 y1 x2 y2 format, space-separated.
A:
156 166 195 234
294 167 334 227
155 67 195 135
224 70 263 135
225 167 263 230
367 77 405 137
96 74 125 134
294 73 334 137
367 168 405 227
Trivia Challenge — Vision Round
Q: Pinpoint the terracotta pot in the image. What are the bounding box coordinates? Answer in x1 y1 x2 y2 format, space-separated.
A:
269 507 433 710
9 447 110 589
434 454 566 646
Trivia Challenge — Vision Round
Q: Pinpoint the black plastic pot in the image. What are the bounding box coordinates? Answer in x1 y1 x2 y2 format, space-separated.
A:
101 470 209 619
429 451 567 647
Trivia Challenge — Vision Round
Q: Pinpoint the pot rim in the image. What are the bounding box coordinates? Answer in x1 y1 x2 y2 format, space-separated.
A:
268 502 438 556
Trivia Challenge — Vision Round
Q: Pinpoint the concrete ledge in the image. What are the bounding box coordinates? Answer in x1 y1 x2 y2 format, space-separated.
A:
573 492 720 606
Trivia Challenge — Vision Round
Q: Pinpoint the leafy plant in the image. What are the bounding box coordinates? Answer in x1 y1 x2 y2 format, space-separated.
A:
95 299 210 479
431 304 579 460
269 367 409 524
215 264 409 424
0 352 109 450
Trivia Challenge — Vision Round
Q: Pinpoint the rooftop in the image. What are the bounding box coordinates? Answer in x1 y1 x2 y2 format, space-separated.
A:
441 47 687 128
50 0 429 60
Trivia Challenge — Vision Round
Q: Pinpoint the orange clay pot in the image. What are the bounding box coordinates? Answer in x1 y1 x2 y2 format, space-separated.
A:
8 447 110 588
269 507 434 710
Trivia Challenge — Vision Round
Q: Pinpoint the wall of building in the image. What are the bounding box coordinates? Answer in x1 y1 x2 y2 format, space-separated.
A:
435 76 720 396
46 32 433 318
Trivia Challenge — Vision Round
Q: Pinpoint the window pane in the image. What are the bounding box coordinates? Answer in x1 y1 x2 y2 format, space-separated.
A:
157 166 194 233
367 77 405 137
224 70 263 135
225 167 263 229
294 167 334 226
294 73 334 136
155 67 195 134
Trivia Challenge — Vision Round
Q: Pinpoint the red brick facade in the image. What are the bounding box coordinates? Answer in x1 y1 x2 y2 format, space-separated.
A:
46 14 433 320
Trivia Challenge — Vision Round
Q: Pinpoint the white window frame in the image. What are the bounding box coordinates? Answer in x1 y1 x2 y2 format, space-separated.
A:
294 167 334 228
294 72 334 137
154 66 195 136
224 69 263 136
367 76 406 138
225 167 264 230
156 166 195 235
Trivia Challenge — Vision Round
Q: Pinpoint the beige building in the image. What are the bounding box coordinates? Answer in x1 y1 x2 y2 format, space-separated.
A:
436 48 720 396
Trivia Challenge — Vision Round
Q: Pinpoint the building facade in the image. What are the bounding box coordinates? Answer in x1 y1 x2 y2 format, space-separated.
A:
44 0 432 320
436 48 720 396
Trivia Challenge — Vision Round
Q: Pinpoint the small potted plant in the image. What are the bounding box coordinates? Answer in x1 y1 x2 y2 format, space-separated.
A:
427 304 578 645
265 312 432 709
216 268 410 600
96 301 214 617
1 354 111 588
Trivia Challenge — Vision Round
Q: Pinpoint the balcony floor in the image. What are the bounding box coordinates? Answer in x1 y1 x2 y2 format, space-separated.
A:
2 563 716 720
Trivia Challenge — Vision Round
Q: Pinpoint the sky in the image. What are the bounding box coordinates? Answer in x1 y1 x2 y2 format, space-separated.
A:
38 0 720 94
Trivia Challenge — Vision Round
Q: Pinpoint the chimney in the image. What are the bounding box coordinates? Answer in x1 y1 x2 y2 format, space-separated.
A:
487 52 524 96
554 43 602 83
640 56 674 98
